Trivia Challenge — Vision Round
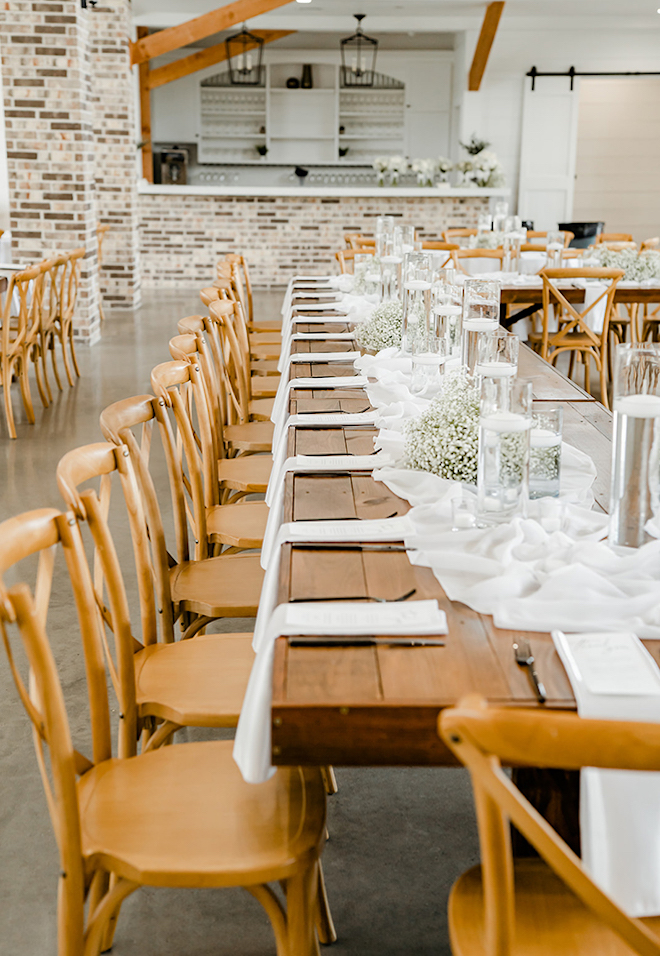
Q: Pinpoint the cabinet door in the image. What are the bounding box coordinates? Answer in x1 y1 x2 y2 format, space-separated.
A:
518 77 580 229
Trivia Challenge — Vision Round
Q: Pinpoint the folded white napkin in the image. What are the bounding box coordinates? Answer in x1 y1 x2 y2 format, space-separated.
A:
328 274 355 293
553 630 660 916
234 597 447 784
270 410 379 485
270 374 368 427
288 351 361 364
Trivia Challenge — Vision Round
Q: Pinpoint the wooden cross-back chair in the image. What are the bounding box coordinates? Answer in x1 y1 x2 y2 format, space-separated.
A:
56 441 255 750
0 506 327 956
208 298 275 421
536 267 624 408
38 254 69 403
171 322 273 453
527 230 575 247
596 232 634 244
442 227 478 243
344 233 376 250
57 246 84 384
451 248 506 274
1 261 47 438
641 237 660 252
222 253 282 334
99 393 265 609
335 248 361 274
96 222 111 322
150 359 272 509
440 695 660 956
204 280 281 364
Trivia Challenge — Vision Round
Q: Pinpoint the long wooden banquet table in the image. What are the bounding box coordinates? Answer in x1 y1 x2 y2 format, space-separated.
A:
270 302 618 771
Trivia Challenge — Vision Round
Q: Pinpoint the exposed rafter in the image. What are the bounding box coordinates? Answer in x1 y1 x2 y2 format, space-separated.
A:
468 2 505 92
130 0 294 66
137 26 153 183
147 29 294 89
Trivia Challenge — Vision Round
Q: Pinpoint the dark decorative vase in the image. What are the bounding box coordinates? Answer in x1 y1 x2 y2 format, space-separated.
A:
301 64 313 89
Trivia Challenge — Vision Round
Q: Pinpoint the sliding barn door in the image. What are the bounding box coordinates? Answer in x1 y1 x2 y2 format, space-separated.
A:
517 76 580 230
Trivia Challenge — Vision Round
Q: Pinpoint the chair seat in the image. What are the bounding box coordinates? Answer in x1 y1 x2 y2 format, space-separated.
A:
170 553 264 616
449 859 660 956
207 500 268 549
249 331 281 344
250 343 281 361
250 375 280 398
134 633 253 725
78 740 326 887
251 359 280 375
218 455 272 492
249 397 275 421
550 332 602 348
225 420 273 453
251 320 282 332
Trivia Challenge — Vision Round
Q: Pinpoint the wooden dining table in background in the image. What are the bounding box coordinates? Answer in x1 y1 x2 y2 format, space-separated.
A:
269 319 647 770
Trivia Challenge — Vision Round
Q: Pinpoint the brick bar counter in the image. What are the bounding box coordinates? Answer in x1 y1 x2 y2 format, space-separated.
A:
138 184 509 289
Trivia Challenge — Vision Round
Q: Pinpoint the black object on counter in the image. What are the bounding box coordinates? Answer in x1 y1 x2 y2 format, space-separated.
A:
286 77 300 89
558 221 604 248
301 64 314 89
295 167 309 181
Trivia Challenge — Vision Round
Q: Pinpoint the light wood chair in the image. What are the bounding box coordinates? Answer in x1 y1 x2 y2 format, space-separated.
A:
0 506 327 956
37 254 69 402
169 326 273 454
344 233 376 250
442 227 478 244
56 441 256 749
451 248 506 274
641 237 660 252
204 280 281 362
527 230 575 247
0 262 48 438
335 249 362 274
222 253 282 334
216 263 282 345
209 298 276 422
150 359 272 504
99 394 266 613
536 267 624 408
57 246 84 384
596 232 634 244
440 695 660 956
96 222 110 322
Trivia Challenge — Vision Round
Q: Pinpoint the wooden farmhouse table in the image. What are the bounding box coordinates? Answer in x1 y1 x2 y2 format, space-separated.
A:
269 310 634 771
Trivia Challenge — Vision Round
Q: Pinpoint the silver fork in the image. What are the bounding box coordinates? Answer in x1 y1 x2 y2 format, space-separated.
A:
513 639 547 704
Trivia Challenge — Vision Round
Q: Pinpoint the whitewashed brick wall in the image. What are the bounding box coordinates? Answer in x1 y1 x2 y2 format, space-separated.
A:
139 193 490 288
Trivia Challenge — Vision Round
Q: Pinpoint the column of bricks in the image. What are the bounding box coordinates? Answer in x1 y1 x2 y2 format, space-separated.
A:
0 0 101 342
89 0 140 310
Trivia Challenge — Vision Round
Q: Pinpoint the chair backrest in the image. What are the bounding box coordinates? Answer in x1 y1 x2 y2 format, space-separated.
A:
39 256 66 331
442 227 478 242
344 234 375 250
0 506 118 949
421 241 460 251
451 248 505 275
641 237 660 252
96 222 110 267
527 230 575 247
60 247 85 322
540 266 624 352
440 695 660 956
336 249 359 274
150 359 218 536
208 297 252 423
2 262 44 359
597 232 634 244
168 328 228 459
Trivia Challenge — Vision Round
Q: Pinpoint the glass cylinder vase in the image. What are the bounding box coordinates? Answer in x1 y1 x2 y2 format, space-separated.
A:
478 377 533 521
401 252 433 354
609 343 660 548
461 278 501 375
379 231 403 303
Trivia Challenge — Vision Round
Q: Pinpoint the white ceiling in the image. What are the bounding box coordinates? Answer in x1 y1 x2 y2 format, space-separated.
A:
132 0 660 33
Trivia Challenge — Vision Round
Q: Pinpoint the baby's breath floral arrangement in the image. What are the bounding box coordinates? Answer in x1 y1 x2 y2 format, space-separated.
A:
589 246 660 282
355 300 403 352
404 375 480 482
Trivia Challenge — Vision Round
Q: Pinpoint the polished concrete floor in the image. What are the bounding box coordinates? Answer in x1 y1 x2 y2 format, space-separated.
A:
0 289 479 956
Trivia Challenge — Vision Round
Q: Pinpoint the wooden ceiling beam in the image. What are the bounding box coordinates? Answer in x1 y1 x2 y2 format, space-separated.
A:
130 0 294 66
147 29 294 89
136 27 154 183
468 2 505 92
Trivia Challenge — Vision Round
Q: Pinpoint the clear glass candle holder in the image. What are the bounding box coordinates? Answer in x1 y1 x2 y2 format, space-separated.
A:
461 278 501 374
397 224 416 255
402 252 433 354
411 325 447 395
379 232 404 303
475 329 519 381
503 232 522 272
529 405 563 499
353 253 375 295
375 215 395 257
492 200 509 236
546 229 564 268
478 377 533 521
609 343 660 548
452 495 479 531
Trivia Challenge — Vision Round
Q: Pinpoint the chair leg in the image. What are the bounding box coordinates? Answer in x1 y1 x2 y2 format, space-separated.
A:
18 354 36 422
39 336 54 404
315 861 337 945
287 862 319 956
2 364 17 439
567 350 575 381
583 353 591 396
69 322 81 378
50 336 63 391
246 884 289 956
32 346 50 409
59 327 75 387
320 766 338 795
83 876 139 956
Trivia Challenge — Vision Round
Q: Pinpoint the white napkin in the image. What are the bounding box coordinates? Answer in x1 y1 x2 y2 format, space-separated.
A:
234 597 447 784
288 351 361 364
271 410 379 481
278 332 357 371
270 375 368 428
553 630 660 916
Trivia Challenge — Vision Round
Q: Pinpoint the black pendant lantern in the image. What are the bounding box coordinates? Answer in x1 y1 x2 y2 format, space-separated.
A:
340 14 378 88
225 23 264 86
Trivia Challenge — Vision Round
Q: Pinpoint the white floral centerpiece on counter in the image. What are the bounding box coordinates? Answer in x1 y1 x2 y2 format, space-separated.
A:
404 374 480 482
456 135 505 188
355 300 403 352
590 246 660 282
372 156 391 187
411 157 437 187
388 155 408 186
437 155 453 183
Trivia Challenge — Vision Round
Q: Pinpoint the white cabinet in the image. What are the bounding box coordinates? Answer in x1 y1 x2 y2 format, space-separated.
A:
198 64 406 165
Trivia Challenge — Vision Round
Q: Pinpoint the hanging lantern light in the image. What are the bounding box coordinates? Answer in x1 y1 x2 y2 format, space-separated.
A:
225 23 264 86
340 14 378 88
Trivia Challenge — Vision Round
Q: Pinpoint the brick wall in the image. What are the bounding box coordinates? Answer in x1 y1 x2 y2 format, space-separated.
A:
139 193 490 288
0 0 100 342
89 1 140 310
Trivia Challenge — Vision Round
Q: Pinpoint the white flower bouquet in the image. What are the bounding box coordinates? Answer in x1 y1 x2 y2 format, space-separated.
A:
372 156 391 186
355 300 403 352
411 157 437 187
388 155 408 186
590 246 660 281
472 149 505 187
404 374 480 482
437 155 453 182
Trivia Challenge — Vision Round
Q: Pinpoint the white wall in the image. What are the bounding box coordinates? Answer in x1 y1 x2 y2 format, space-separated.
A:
150 48 454 161
573 77 660 242
458 24 660 219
